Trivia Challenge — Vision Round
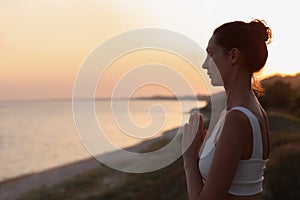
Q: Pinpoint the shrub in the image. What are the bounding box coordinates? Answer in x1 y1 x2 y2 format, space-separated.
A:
264 144 300 200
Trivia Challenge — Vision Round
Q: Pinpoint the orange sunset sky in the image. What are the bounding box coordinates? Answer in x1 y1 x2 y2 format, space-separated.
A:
1 0 299 100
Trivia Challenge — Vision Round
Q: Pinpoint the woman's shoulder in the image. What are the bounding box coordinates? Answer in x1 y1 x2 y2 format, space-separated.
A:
227 104 267 123
222 109 252 138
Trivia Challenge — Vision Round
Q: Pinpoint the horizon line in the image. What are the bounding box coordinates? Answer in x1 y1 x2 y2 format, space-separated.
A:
0 94 212 102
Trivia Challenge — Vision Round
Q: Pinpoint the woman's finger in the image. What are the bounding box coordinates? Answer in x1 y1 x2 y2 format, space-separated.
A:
189 112 194 127
183 123 188 135
201 129 208 142
199 114 204 132
192 113 203 148
192 112 199 135
197 114 203 139
188 113 195 137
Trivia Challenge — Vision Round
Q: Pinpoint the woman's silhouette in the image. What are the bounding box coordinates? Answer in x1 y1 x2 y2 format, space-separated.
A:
182 19 272 200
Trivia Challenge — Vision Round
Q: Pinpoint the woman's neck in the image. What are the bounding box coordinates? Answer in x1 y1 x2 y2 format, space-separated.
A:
224 71 255 109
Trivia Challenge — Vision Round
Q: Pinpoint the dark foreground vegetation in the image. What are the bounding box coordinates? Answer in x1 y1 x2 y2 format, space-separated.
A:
18 74 300 200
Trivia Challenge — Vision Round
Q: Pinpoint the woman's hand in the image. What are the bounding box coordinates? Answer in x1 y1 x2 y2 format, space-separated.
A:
181 112 207 164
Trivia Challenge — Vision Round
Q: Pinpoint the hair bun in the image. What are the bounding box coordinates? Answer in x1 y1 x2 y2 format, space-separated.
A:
248 19 272 44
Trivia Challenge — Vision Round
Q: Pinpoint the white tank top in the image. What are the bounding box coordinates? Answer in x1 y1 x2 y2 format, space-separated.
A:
198 106 268 196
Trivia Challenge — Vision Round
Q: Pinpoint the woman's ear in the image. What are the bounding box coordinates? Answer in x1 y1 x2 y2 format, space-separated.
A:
229 48 240 65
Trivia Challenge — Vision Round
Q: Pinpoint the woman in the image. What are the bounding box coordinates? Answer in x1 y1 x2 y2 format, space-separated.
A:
182 19 272 200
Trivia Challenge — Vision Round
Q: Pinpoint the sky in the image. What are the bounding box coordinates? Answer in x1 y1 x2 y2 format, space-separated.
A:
1 0 299 100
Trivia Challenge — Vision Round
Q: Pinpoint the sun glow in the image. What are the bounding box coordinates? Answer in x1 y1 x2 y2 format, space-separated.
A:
1 0 298 100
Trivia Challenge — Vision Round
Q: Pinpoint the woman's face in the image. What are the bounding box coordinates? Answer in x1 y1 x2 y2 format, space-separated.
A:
202 36 229 86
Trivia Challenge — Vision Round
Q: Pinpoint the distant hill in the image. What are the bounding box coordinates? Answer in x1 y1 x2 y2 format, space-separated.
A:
261 73 300 90
259 73 300 116
123 73 299 104
130 94 211 101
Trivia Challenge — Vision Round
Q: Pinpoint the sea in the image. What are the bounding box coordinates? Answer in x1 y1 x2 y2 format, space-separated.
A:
0 99 206 182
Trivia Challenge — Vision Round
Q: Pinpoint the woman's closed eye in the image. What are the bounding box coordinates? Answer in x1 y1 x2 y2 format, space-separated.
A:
206 51 213 58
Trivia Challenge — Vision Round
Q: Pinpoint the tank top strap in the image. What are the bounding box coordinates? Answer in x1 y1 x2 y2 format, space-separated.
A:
228 106 263 160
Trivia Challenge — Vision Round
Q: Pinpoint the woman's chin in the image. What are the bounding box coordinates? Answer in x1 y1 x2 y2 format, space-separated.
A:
210 79 224 87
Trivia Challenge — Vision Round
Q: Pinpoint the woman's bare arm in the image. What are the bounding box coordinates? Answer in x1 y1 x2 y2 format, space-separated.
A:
184 158 204 200
199 110 251 199
183 110 251 200
182 112 206 200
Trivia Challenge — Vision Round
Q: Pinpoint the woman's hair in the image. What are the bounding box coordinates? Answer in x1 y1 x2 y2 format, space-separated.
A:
213 19 272 96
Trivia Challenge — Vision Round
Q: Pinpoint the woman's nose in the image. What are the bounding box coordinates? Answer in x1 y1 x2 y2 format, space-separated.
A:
202 56 209 69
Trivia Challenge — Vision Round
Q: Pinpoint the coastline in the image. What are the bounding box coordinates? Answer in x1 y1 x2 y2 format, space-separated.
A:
0 100 215 200
0 128 179 200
